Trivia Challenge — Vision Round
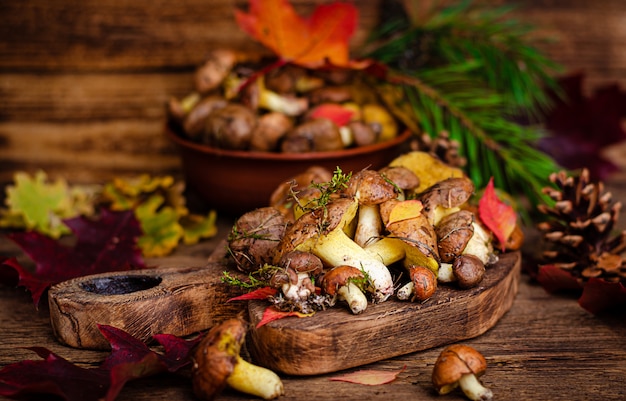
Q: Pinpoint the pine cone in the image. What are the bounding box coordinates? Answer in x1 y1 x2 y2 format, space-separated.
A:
412 131 467 168
537 168 626 285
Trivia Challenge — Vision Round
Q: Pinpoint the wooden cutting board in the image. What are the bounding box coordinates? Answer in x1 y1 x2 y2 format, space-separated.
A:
48 249 520 374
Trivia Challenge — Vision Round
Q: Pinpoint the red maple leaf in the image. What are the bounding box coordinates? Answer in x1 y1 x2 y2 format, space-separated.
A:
235 0 361 68
478 178 517 251
0 325 202 401
2 209 145 307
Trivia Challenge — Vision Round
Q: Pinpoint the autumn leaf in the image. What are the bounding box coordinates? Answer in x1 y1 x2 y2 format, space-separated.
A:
228 286 278 302
0 325 201 401
0 170 99 238
328 365 406 385
256 306 313 328
3 209 145 307
235 0 360 68
478 178 517 251
537 265 626 314
538 72 626 180
135 194 184 257
181 210 218 245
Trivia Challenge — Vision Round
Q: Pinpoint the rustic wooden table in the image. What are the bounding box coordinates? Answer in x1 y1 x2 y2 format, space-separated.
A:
1 175 626 401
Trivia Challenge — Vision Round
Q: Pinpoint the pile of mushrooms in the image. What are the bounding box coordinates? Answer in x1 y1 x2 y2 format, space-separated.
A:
167 49 402 153
225 149 514 315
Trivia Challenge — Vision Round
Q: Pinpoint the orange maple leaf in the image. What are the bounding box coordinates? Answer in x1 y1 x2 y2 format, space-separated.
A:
235 0 358 68
478 177 517 251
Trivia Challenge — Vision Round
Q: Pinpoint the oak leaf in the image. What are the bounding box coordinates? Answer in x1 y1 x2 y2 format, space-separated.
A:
235 0 359 68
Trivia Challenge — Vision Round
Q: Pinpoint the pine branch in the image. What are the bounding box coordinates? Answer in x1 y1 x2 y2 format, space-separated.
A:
362 0 563 212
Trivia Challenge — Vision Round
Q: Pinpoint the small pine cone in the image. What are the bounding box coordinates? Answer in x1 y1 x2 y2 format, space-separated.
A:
412 131 467 168
537 168 626 284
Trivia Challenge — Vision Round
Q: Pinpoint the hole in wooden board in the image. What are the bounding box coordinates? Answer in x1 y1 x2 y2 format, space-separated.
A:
79 276 162 295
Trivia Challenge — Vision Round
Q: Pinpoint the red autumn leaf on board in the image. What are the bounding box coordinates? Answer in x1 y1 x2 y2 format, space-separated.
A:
537 265 626 314
1 209 145 307
310 103 355 127
329 366 407 385
478 178 517 251
227 286 278 301
538 72 626 181
0 325 201 401
256 306 313 328
235 0 360 68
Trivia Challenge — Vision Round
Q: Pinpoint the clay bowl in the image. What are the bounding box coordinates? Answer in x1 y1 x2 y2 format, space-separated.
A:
166 126 413 216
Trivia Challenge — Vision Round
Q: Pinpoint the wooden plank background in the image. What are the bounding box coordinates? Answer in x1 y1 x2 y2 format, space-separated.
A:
1 0 625 186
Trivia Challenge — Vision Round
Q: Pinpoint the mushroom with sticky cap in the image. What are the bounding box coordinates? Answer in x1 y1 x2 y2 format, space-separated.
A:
192 317 284 400
432 344 493 401
321 265 369 314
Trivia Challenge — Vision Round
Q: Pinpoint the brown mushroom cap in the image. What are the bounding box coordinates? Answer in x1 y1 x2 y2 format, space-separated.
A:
281 118 344 153
278 250 324 275
432 344 488 395
192 317 248 400
321 265 365 296
228 206 288 272
344 169 398 205
204 103 257 150
408 265 437 301
420 176 475 221
435 210 475 263
378 166 420 192
452 254 485 289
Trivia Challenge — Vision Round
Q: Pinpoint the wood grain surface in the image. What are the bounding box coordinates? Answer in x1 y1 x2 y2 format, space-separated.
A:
1 224 625 401
248 252 520 375
2 0 626 186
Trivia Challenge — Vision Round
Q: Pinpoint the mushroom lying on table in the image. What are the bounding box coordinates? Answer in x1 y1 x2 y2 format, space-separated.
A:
432 344 493 401
192 317 284 400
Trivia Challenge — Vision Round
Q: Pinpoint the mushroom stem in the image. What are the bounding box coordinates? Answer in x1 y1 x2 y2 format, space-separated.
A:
354 204 383 247
281 272 313 301
458 373 493 401
226 357 285 400
311 228 394 302
336 281 368 314
396 281 414 301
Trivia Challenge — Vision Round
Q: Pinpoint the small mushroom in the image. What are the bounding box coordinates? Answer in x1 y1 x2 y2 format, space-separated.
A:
203 103 257 150
192 317 284 400
435 210 475 263
280 118 345 153
249 111 294 152
183 95 228 139
452 254 485 289
321 265 369 314
274 250 323 302
194 49 241 94
432 344 493 401
396 265 437 302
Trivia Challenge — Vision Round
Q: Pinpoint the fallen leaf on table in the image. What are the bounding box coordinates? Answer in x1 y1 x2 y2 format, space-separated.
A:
478 177 517 251
2 209 145 307
0 325 202 401
227 286 278 302
235 0 360 68
328 365 407 385
537 265 626 314
0 170 99 238
256 306 314 328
